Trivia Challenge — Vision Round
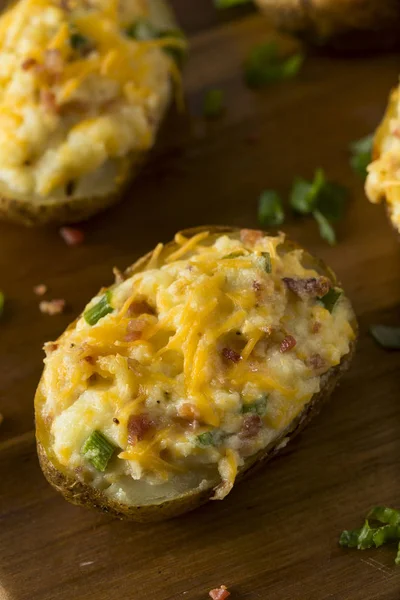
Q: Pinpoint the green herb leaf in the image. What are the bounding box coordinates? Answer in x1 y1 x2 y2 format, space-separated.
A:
126 19 158 40
158 29 187 66
82 430 117 471
319 287 342 312
290 169 325 215
396 542 400 566
203 89 225 119
313 209 336 246
215 0 250 7
369 325 400 350
223 251 245 259
258 190 285 227
244 42 304 88
350 134 374 179
262 252 272 274
70 32 90 51
241 395 268 416
357 520 378 549
368 506 400 526
196 429 223 447
339 529 361 548
84 290 113 326
0 291 4 317
372 525 400 548
316 182 347 223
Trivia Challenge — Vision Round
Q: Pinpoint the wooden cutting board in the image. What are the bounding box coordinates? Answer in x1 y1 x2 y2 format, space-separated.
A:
1 3 400 599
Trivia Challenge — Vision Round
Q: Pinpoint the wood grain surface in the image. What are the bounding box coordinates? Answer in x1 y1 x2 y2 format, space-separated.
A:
1 3 400 599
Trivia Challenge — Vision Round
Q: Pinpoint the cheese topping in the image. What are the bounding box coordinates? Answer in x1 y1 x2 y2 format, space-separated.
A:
366 88 400 231
0 0 181 198
39 229 355 501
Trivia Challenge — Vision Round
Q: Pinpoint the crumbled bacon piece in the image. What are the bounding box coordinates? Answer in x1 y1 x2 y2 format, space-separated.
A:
60 227 84 246
83 355 95 365
222 347 241 363
209 585 230 600
283 277 331 299
125 317 147 342
127 299 154 316
40 89 58 113
39 299 65 315
21 57 37 70
239 414 263 439
252 280 263 292
306 354 325 370
311 321 322 334
240 228 263 247
178 403 199 421
33 284 47 296
44 341 59 354
127 414 154 445
280 335 296 353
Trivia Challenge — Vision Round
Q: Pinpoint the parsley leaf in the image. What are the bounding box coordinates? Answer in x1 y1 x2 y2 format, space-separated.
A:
258 190 285 227
350 133 374 179
244 42 304 88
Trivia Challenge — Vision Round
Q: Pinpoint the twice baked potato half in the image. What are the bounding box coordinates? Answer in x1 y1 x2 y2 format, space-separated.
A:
0 0 183 226
35 226 357 521
366 88 400 234
255 0 400 53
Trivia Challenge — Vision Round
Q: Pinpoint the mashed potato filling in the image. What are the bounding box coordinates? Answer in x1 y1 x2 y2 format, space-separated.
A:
0 0 178 197
39 230 355 500
366 88 400 231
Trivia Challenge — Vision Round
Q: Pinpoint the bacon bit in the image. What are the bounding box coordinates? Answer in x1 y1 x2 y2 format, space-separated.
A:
33 284 47 296
21 57 37 70
125 317 147 342
306 354 325 370
178 403 199 421
127 299 154 316
60 227 84 246
113 417 120 425
44 341 59 354
311 321 322 334
127 414 154 445
240 228 263 247
239 414 263 439
209 585 230 600
252 280 263 292
83 355 95 365
39 299 65 316
280 335 296 353
113 267 125 285
222 347 242 363
283 277 331 299
40 89 58 113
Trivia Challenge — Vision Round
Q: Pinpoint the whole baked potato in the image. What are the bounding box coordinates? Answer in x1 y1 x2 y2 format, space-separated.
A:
254 0 400 52
0 0 183 226
35 226 357 521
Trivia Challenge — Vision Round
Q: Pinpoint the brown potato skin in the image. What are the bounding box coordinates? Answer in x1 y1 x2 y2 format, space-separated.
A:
35 226 357 522
255 0 400 53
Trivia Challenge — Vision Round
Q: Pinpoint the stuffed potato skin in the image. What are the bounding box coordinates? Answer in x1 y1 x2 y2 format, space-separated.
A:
35 226 357 521
0 0 180 226
255 0 400 53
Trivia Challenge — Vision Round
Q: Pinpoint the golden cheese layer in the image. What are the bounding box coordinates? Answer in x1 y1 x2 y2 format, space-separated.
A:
0 0 179 198
366 88 400 231
39 230 355 500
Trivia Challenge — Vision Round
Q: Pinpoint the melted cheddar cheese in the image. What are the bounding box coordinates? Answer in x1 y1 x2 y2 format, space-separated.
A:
0 0 181 197
366 88 400 231
39 229 355 501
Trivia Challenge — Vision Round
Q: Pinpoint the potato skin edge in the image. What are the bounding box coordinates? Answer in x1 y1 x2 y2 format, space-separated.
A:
35 225 357 522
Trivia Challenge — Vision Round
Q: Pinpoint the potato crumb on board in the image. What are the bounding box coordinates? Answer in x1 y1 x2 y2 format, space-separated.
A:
33 284 47 296
209 585 230 600
39 299 65 315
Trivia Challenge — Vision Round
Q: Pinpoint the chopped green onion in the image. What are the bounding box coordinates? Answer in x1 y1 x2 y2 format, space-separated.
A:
373 525 400 548
244 42 304 88
261 252 272 274
258 190 285 227
84 290 113 326
290 169 325 215
215 0 250 7
0 291 4 317
70 32 89 51
318 287 342 312
203 89 225 119
126 19 157 40
241 395 268 416
196 429 223 447
339 528 361 548
369 325 400 350
313 209 336 246
223 251 244 259
82 430 117 471
350 134 374 179
368 506 400 526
